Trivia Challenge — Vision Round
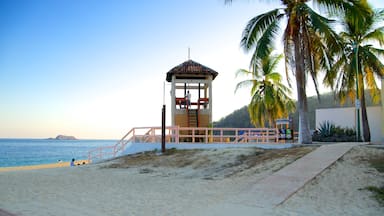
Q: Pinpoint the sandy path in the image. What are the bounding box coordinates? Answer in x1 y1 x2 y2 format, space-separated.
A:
276 146 384 215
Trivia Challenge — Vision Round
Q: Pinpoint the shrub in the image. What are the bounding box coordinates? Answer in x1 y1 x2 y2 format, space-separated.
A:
366 186 384 205
317 121 336 137
313 121 356 142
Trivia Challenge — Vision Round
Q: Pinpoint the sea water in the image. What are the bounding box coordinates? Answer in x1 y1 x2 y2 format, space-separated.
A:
0 139 117 167
0 139 295 168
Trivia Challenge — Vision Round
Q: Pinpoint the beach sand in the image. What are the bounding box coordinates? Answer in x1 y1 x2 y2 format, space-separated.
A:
0 160 89 172
0 145 383 216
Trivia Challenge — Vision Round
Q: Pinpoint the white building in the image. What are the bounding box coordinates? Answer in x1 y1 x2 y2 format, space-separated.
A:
316 79 384 143
316 106 382 142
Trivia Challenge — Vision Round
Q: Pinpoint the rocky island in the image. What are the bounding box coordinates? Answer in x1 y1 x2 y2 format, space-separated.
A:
48 135 77 140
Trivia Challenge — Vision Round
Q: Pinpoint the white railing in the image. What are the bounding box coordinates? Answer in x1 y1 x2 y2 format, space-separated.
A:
87 126 178 162
88 126 295 162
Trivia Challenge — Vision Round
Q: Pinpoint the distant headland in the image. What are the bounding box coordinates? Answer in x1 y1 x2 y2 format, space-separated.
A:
48 135 77 140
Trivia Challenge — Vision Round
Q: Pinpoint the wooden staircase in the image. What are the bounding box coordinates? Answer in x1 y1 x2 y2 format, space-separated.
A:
188 109 198 127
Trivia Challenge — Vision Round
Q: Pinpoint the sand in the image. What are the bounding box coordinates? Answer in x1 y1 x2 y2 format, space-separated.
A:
0 160 89 172
0 145 383 216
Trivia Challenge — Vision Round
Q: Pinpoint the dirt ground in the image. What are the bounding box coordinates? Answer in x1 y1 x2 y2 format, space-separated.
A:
101 146 316 179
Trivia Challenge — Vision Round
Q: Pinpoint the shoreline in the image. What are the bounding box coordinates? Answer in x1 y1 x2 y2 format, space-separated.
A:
1 142 294 172
0 160 90 172
0 162 71 172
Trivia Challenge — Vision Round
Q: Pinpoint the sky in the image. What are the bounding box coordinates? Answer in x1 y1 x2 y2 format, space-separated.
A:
1 0 383 139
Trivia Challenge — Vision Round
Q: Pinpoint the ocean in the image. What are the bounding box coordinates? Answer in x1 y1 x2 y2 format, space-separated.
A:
0 139 295 168
0 139 117 167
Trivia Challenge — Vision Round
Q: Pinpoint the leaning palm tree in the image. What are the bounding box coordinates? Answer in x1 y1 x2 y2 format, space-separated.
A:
324 6 384 142
226 0 366 143
235 52 295 127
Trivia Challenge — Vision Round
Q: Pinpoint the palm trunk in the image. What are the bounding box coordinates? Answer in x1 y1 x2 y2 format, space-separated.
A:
360 81 371 142
294 36 312 144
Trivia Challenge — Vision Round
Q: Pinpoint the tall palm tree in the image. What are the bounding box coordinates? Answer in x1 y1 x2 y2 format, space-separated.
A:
324 6 384 142
226 0 366 143
235 52 295 127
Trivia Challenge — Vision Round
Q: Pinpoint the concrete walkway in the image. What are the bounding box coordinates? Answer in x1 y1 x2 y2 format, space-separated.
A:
191 142 366 215
245 142 363 207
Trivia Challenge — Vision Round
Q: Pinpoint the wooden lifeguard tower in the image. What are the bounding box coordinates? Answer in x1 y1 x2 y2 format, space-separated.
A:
166 59 218 129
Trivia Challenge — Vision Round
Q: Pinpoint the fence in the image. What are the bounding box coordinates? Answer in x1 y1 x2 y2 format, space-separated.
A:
88 126 295 162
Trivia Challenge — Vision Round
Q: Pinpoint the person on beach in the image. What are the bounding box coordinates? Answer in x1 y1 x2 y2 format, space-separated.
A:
70 158 75 166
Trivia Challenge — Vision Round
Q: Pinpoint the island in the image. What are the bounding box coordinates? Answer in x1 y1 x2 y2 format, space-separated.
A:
48 135 77 140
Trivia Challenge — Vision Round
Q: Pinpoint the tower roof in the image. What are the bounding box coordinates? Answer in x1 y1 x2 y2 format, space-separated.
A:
166 59 219 82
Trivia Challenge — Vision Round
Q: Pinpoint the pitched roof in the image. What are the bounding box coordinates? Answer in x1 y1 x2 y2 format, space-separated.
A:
166 59 219 82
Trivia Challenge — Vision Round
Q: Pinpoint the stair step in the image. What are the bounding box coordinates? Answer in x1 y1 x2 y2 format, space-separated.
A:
188 109 198 127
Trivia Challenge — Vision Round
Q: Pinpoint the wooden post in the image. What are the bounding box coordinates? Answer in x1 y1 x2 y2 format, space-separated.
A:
161 104 166 153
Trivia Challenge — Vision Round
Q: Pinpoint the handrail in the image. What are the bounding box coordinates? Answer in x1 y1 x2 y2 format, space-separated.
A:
88 127 135 162
88 126 295 162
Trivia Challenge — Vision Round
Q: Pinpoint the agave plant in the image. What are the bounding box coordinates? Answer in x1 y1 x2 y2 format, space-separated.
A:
317 121 336 137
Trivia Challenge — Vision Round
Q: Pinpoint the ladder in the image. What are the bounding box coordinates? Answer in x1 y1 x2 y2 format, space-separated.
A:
187 109 198 127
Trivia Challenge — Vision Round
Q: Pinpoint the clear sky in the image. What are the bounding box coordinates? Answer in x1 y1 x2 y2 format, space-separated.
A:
1 0 383 139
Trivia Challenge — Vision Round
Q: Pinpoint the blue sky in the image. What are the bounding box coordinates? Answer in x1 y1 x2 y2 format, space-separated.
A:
1 0 383 139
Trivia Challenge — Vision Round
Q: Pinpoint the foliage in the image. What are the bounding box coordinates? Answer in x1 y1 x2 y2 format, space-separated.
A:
235 51 295 127
365 186 384 205
214 91 380 130
324 5 384 142
226 0 369 144
213 106 253 128
226 0 381 143
312 121 356 142
368 154 384 173
317 121 336 137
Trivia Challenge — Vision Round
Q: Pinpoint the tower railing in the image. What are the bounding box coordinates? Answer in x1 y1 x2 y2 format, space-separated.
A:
87 126 295 162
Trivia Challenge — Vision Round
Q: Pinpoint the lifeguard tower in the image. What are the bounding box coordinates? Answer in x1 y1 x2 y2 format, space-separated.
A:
166 59 218 129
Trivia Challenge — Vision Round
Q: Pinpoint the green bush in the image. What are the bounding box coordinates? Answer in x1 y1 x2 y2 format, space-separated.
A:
313 121 356 142
317 121 336 137
366 186 384 205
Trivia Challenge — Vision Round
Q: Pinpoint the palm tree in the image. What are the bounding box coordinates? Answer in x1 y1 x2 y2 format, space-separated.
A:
235 52 295 127
324 6 384 142
226 0 367 143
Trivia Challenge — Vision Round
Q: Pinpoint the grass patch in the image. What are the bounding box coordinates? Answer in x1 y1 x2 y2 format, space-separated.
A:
101 148 201 169
365 150 384 205
100 146 316 179
366 186 384 205
368 155 384 173
162 147 178 155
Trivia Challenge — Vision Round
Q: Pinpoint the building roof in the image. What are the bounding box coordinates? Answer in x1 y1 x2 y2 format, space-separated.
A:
166 59 219 82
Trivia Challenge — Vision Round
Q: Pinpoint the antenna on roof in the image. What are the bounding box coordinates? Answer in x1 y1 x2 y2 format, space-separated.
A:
188 47 191 60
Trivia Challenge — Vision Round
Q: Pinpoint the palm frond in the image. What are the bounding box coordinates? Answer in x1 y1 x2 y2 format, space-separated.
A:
268 53 284 75
313 0 353 15
254 19 281 60
234 79 255 93
241 9 282 51
363 26 384 46
362 48 384 77
368 47 384 58
266 72 282 83
235 68 253 79
364 66 377 91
